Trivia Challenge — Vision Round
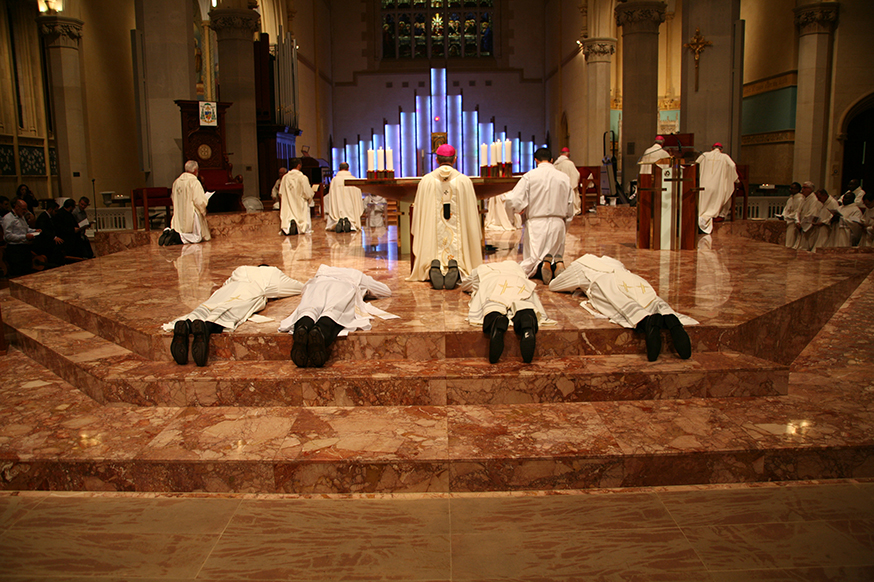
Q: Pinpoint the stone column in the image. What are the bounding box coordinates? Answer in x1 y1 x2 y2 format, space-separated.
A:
210 5 261 199
37 14 89 201
615 1 666 191
134 0 196 188
582 38 617 167
793 1 838 188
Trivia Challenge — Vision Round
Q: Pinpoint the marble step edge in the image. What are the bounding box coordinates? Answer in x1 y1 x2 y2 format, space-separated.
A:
8 282 727 362
4 295 788 407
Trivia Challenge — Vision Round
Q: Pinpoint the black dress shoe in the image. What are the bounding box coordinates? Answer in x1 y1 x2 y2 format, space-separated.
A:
170 320 190 365
663 314 692 359
643 314 663 362
519 328 536 363
429 259 444 290
487 314 510 364
289 220 298 235
540 255 553 284
158 229 172 246
444 259 460 289
343 217 352 232
190 319 210 367
166 230 183 246
307 326 329 368
335 218 344 233
290 322 310 367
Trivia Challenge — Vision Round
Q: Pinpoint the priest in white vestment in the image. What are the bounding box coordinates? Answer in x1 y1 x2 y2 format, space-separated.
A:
406 144 482 289
554 147 582 215
795 182 823 251
326 163 364 232
638 136 671 177
858 193 874 248
844 179 866 207
461 260 551 364
163 265 304 367
696 143 738 234
279 158 313 235
504 147 574 283
778 182 805 248
829 192 864 247
809 189 841 252
484 193 518 231
270 167 287 208
280 265 394 367
163 160 210 245
549 254 697 362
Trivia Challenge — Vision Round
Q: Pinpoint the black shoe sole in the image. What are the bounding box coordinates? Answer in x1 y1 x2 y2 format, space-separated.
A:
290 324 310 367
489 328 505 364
170 320 189 365
158 230 171 246
190 320 209 367
644 314 663 362
444 260 459 290
307 326 329 368
429 260 444 290
520 329 536 363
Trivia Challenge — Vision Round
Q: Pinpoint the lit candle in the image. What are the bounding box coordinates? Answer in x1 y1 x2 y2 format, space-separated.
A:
386 148 393 172
377 148 385 171
480 143 488 166
504 139 512 165
366 149 374 172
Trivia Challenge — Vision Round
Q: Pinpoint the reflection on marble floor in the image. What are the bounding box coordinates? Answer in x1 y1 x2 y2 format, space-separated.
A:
1 481 873 581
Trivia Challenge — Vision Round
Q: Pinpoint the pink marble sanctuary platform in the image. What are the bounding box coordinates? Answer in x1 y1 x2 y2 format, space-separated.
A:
2 210 874 494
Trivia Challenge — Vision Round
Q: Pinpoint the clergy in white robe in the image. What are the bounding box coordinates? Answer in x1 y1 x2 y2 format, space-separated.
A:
549 254 697 361
638 136 670 176
279 158 313 235
163 265 304 366
779 182 805 248
406 144 482 285
554 147 582 215
326 163 365 232
168 161 210 245
504 147 574 280
795 183 823 251
460 260 550 363
484 193 518 232
809 189 840 252
279 265 393 367
696 143 738 234
859 194 874 248
843 179 866 207
270 167 287 206
829 192 864 248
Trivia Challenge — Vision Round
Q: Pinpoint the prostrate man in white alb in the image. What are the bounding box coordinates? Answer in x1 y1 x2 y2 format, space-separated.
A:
829 191 864 248
461 260 551 364
279 157 313 235
696 142 738 234
163 265 304 367
554 146 582 215
778 182 805 248
326 162 364 233
504 147 574 284
280 265 394 368
406 143 482 290
638 135 671 178
160 160 210 246
549 254 697 362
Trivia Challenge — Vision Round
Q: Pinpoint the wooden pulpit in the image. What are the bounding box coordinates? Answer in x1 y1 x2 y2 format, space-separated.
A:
637 158 699 250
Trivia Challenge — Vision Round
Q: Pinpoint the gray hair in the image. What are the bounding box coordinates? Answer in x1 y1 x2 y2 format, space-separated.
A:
803 180 815 189
184 160 199 174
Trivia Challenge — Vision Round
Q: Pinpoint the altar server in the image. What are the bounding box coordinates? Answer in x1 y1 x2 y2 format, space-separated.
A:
549 254 696 362
326 163 364 233
279 158 313 235
554 147 582 215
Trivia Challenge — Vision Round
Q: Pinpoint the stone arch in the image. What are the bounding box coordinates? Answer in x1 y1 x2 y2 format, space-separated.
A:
838 92 874 191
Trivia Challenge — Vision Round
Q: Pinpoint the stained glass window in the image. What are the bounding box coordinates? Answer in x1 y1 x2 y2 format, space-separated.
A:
381 0 495 60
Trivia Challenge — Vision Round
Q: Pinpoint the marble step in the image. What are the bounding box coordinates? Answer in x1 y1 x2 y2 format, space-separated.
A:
10 280 724 363
3 295 787 408
1 349 869 495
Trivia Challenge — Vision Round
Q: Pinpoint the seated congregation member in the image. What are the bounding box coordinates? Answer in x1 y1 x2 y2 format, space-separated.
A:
53 199 86 258
504 147 574 284
326 163 364 233
460 260 551 364
829 191 864 248
778 182 805 248
70 196 95 258
160 160 210 246
406 144 481 290
280 265 393 368
163 265 304 367
278 157 313 235
32 201 66 268
2 198 40 277
548 254 696 362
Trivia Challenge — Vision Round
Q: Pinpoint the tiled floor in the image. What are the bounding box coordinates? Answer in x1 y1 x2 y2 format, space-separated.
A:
1 481 874 581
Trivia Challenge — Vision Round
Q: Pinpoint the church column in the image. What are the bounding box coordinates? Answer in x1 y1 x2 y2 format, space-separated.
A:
615 0 666 191
793 1 838 188
36 13 89 200
134 0 196 188
210 3 261 199
582 38 616 167
680 0 742 156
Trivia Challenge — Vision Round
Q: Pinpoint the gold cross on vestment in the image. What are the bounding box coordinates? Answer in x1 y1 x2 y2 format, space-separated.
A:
518 284 528 294
620 281 631 293
498 280 511 294
638 283 648 293
228 294 244 302
684 27 712 92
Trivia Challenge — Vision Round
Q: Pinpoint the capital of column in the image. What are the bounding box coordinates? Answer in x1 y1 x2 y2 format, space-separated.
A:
36 14 83 49
615 1 666 33
793 2 839 36
582 38 617 63
209 7 261 42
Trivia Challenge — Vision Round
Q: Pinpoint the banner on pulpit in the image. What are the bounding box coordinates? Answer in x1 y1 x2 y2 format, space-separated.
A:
199 102 217 126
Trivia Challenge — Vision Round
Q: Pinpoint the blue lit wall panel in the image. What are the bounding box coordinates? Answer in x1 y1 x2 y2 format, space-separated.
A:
447 94 462 163
332 147 343 174
345 143 358 177
462 110 479 176
385 123 401 175
416 94 432 173
400 111 416 177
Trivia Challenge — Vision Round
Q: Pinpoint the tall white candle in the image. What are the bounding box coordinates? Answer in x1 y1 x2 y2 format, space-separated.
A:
504 139 512 164
377 148 385 171
491 142 498 165
480 143 488 166
366 149 374 172
386 148 394 172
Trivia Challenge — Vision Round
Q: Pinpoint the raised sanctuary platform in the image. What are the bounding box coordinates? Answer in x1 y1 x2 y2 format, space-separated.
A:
2 209 874 493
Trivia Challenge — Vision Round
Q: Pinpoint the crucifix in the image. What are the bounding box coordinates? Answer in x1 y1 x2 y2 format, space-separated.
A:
684 27 712 92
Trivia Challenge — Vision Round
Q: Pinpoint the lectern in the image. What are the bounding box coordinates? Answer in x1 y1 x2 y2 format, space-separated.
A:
637 158 699 250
